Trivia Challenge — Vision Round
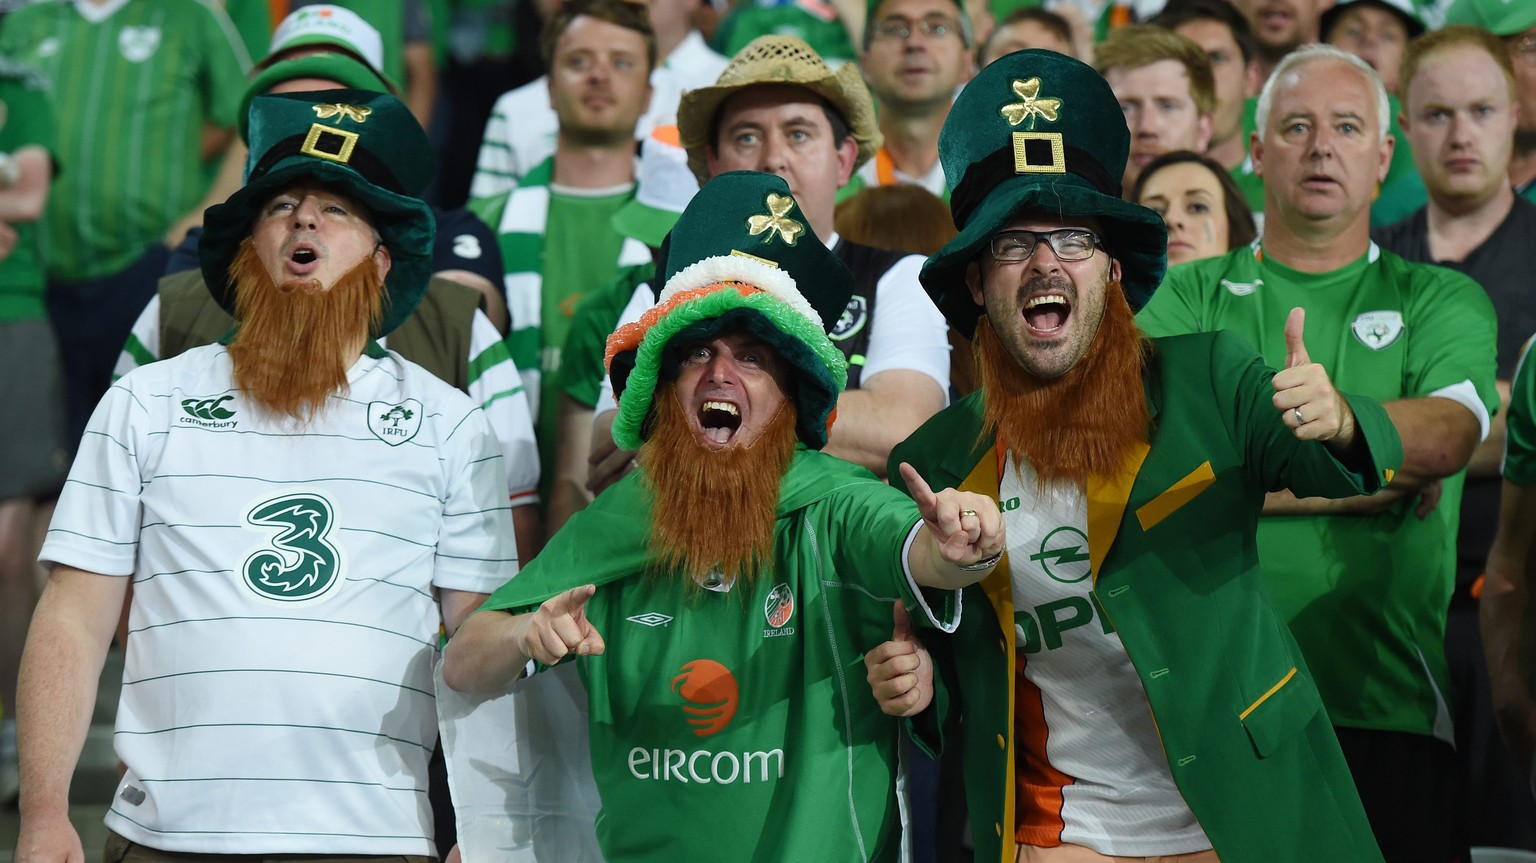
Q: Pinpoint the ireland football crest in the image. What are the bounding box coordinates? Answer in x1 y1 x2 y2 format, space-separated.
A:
118 26 161 63
1350 311 1404 350
242 493 344 603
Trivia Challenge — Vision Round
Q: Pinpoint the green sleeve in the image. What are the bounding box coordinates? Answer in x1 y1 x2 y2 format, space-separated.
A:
0 70 56 160
1134 262 1208 337
1401 265 1499 414
1505 336 1536 486
1201 330 1402 496
199 0 253 128
479 473 653 614
559 263 653 406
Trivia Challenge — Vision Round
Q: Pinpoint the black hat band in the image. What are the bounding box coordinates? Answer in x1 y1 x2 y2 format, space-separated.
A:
950 133 1122 229
249 127 407 196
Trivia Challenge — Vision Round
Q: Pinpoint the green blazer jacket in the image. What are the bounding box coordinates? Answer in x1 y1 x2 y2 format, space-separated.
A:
891 331 1400 863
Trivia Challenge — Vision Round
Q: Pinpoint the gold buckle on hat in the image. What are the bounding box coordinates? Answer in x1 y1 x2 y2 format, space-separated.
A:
301 123 359 164
1012 132 1065 175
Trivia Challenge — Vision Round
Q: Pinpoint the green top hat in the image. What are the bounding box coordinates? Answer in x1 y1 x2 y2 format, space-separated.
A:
922 49 1167 337
200 89 436 338
605 171 853 450
1444 0 1536 34
240 53 396 142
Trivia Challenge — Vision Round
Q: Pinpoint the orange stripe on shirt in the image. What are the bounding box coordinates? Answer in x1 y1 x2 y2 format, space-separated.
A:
1014 659 1074 847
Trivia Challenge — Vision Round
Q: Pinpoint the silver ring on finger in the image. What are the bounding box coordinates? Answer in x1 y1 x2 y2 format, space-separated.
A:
1294 407 1304 425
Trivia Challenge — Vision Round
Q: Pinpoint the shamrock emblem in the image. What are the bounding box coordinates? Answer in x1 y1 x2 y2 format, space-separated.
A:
1000 78 1062 130
746 193 804 246
312 103 372 124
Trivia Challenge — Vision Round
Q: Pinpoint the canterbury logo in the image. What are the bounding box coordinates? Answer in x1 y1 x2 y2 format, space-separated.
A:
181 395 236 420
672 659 738 737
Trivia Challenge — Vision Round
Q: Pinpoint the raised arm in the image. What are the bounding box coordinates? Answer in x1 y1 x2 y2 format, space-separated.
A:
899 462 1005 590
442 585 606 695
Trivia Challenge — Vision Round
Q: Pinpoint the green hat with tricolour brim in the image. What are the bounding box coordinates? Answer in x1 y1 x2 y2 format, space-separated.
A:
604 171 854 451
1444 0 1536 34
200 89 436 338
1322 0 1427 42
922 48 1167 338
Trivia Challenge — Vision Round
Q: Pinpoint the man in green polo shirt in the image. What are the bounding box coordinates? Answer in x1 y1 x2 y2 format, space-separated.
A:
1139 44 1498 861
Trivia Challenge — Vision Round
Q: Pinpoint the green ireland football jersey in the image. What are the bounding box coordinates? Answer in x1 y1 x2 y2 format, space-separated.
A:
0 58 56 322
1505 336 1536 486
0 0 249 280
480 448 956 862
559 261 654 408
1138 244 1499 738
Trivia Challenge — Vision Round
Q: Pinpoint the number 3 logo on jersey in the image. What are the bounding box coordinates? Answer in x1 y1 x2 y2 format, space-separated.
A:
242 493 345 603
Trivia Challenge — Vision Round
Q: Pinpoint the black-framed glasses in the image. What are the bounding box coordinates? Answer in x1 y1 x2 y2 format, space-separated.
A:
872 15 959 41
989 229 1103 263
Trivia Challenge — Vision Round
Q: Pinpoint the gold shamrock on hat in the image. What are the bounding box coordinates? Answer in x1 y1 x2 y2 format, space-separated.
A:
1000 78 1062 131
746 192 804 246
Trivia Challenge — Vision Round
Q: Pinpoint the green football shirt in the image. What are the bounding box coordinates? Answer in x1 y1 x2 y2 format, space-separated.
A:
0 58 56 323
1505 336 1536 486
1138 243 1499 738
559 261 654 408
537 187 632 494
0 0 249 280
479 448 955 862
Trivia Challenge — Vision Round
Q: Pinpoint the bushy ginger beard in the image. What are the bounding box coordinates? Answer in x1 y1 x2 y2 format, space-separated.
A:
974 279 1151 489
638 382 799 587
227 237 386 421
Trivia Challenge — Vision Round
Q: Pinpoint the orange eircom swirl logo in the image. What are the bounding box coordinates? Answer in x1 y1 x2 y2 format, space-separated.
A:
671 659 738 737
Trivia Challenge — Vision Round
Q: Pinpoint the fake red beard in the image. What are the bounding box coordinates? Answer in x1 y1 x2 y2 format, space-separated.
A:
226 237 386 422
638 384 799 588
974 279 1151 489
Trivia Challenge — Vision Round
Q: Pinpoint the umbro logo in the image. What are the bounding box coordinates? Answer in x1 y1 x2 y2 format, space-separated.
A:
627 612 673 627
179 395 237 429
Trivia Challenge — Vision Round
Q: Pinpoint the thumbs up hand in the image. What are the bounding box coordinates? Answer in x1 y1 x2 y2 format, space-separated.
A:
1272 307 1356 444
864 602 934 717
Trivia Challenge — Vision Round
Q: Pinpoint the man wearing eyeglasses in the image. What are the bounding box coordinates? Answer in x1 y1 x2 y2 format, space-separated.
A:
847 0 975 199
866 48 1400 863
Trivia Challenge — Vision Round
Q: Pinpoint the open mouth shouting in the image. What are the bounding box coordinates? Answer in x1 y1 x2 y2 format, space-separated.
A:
1023 291 1072 337
286 241 321 276
696 399 743 447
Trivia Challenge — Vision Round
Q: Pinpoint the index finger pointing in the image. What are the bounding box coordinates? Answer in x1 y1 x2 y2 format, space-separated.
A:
544 583 597 616
899 462 938 514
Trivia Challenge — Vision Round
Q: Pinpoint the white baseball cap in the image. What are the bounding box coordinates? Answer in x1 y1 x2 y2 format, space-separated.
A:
269 5 386 75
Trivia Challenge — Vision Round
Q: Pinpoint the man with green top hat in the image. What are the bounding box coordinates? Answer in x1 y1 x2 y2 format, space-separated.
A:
866 48 1400 862
586 33 950 492
14 89 516 861
1140 42 1497 863
444 170 1004 862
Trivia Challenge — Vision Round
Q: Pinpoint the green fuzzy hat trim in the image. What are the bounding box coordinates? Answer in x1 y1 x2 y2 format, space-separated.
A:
612 287 848 451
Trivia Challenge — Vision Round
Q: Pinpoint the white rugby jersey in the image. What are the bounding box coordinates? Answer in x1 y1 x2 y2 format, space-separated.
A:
115 297 541 507
1001 454 1211 856
42 345 518 855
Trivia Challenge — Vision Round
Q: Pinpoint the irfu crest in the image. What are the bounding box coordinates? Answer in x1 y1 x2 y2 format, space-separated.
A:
368 399 423 445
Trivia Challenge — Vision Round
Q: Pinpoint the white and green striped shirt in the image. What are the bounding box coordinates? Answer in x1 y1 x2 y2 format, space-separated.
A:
42 345 516 855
